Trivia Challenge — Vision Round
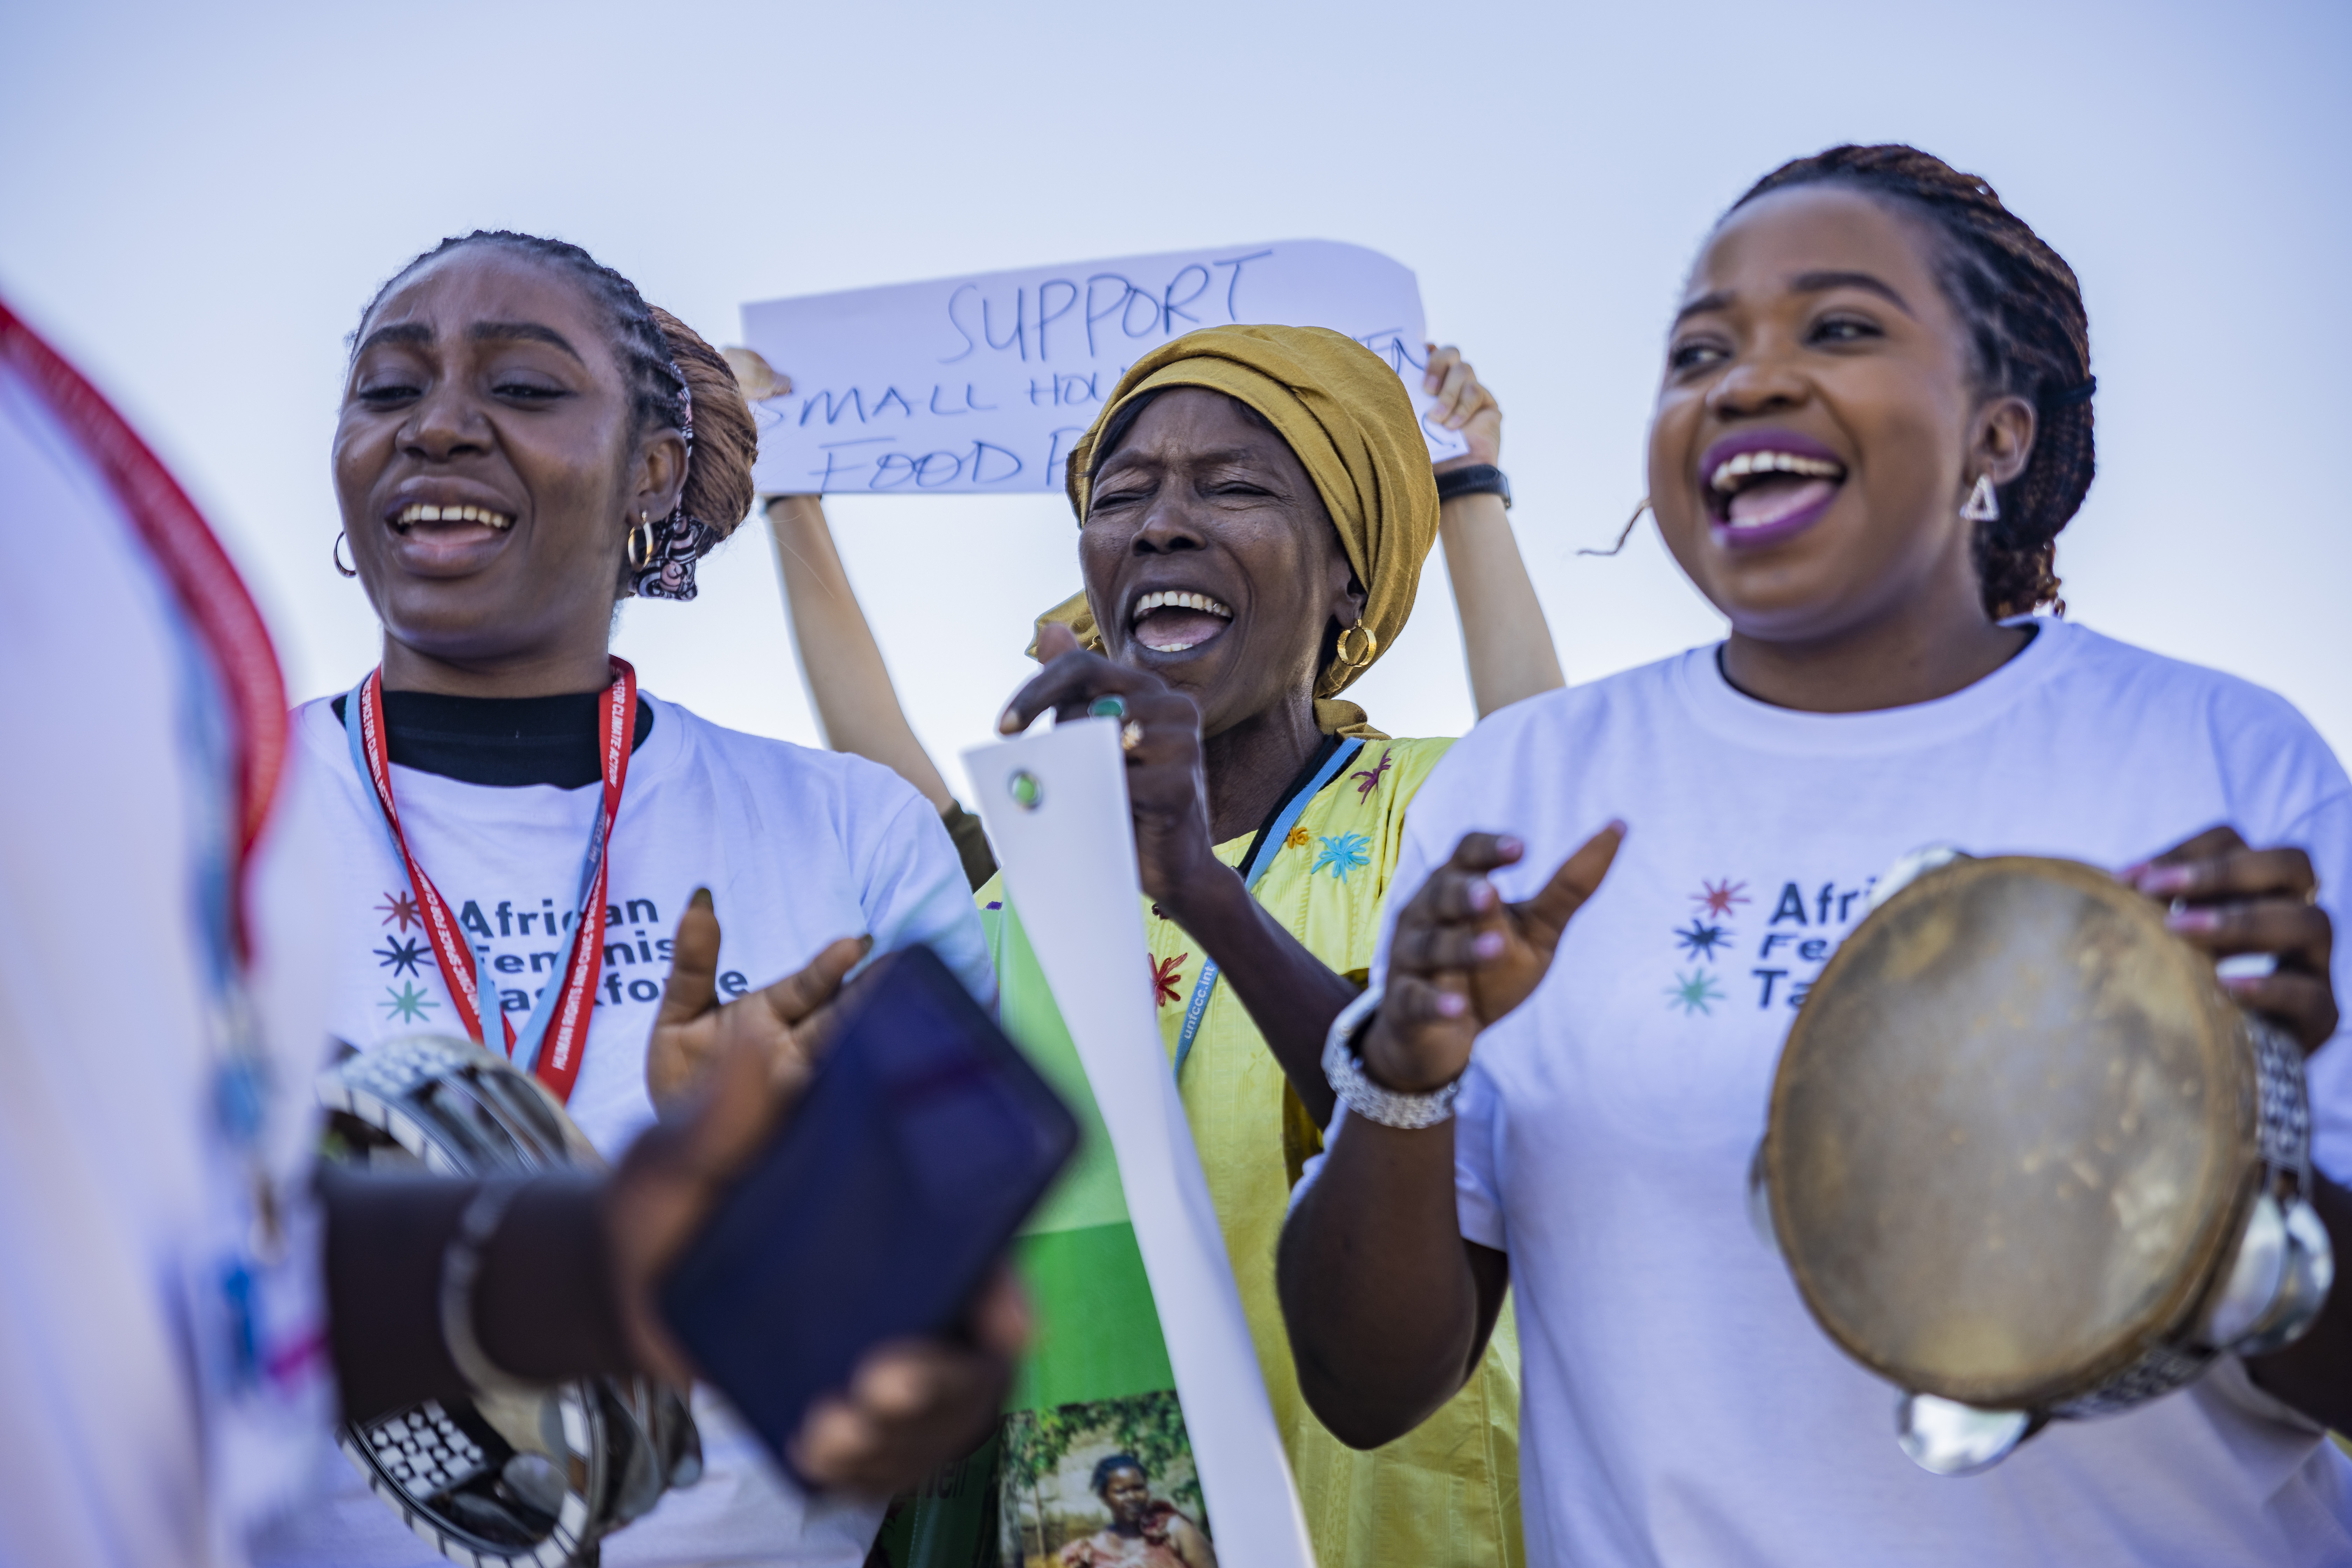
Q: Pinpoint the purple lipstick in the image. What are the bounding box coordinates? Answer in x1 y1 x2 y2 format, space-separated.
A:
1698 429 1848 551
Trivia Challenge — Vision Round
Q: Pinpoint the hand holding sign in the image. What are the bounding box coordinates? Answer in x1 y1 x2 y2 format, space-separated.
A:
740 240 1468 497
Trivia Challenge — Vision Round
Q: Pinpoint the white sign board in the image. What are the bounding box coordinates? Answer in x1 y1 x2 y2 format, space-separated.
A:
964 720 1318 1568
742 239 1464 496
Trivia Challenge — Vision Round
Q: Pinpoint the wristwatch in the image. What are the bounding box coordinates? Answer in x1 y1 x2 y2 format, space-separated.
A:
1435 463 1511 510
1321 985 1464 1129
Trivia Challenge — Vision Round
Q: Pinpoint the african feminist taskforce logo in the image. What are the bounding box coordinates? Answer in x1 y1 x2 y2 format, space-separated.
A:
371 889 752 1026
1664 874 1877 1017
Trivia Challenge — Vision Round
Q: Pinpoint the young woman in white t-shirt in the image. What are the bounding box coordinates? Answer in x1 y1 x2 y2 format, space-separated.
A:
1280 145 2352 1567
254 232 1002 1568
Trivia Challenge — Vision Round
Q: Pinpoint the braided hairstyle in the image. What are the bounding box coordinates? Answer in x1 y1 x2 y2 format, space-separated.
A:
350 230 757 594
1728 146 2094 619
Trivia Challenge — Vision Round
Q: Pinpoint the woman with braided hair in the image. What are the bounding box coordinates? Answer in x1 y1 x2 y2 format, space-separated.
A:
1280 145 2352 1565
254 231 1003 1567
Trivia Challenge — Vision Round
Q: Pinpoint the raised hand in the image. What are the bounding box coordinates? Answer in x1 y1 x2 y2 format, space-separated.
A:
1424 343 1502 471
2124 825 2338 1051
721 346 792 404
644 888 868 1108
998 620 1224 913
1363 825 1623 1093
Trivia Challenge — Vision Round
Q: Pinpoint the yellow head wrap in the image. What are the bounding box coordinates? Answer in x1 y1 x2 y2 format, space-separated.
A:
1032 324 1440 739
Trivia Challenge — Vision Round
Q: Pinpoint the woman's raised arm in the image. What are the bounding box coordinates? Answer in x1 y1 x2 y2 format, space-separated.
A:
1424 344 1565 716
727 349 996 888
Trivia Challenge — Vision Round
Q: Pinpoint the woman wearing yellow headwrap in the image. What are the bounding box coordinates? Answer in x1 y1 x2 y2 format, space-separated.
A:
986 324 1553 1568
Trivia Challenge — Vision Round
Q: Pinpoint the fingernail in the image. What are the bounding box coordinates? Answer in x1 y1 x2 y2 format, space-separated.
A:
2165 906 2220 933
690 887 713 911
1474 930 1506 960
997 708 1021 734
1469 882 1498 912
2137 865 2193 896
2117 860 2150 882
1497 836 1523 859
1437 992 1468 1017
1606 818 1628 838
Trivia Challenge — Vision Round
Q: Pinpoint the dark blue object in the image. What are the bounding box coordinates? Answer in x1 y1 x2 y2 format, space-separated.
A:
658 944 1077 1485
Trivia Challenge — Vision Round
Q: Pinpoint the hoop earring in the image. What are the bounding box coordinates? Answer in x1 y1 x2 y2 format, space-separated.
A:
626 511 654 572
332 531 358 578
1578 497 1651 558
1960 475 2001 524
1333 619 1379 675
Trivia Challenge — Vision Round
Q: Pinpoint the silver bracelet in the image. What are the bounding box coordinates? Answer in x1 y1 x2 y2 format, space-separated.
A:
1321 984 1463 1129
440 1179 545 1395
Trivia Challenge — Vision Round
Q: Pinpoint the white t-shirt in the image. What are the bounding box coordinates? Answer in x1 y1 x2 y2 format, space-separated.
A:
0 331 333 1568
252 695 995 1568
1366 620 2352 1568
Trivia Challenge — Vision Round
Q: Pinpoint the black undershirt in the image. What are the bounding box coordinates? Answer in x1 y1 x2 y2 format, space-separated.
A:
331 688 653 788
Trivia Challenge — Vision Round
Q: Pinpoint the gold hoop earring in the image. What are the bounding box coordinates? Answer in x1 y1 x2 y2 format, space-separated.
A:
1578 497 1651 558
1960 475 2001 524
1334 619 1379 674
626 511 654 572
332 531 358 578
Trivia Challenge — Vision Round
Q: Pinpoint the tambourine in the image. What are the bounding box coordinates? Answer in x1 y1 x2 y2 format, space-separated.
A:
1752 850 2332 1475
318 1036 702 1566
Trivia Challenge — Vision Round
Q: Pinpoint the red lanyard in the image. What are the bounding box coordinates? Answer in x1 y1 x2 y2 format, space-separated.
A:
348 660 635 1103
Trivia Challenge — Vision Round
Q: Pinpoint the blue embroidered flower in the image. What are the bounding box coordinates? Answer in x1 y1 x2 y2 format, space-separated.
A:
374 935 428 975
1672 920 1730 959
1311 832 1372 883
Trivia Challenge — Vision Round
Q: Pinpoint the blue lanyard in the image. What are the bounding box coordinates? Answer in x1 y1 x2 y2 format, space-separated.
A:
1171 737 1364 1079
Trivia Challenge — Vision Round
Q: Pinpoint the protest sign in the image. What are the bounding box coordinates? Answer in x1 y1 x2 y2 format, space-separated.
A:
742 240 1465 497
965 719 1318 1568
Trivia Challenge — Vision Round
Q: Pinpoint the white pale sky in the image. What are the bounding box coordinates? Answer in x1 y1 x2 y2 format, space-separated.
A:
6 0 2347 786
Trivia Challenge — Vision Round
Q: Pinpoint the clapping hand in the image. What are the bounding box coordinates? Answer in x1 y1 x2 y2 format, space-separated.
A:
1362 825 1624 1094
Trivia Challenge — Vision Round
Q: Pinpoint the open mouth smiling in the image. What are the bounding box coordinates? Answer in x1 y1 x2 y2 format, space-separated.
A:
1129 588 1234 654
1700 430 1848 548
391 502 514 533
379 493 522 574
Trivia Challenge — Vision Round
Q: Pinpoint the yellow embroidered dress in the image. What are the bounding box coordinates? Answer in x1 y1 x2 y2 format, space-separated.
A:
979 735 1522 1568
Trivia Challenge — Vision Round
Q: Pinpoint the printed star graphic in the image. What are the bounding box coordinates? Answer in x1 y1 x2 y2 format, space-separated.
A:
1663 969 1724 1016
1692 878 1750 918
377 890 421 931
1673 919 1730 959
1152 953 1188 1008
374 935 428 975
382 980 438 1024
1312 832 1373 883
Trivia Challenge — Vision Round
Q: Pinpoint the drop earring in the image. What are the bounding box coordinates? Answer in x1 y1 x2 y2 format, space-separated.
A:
626 510 654 572
332 531 358 578
1960 475 2001 524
